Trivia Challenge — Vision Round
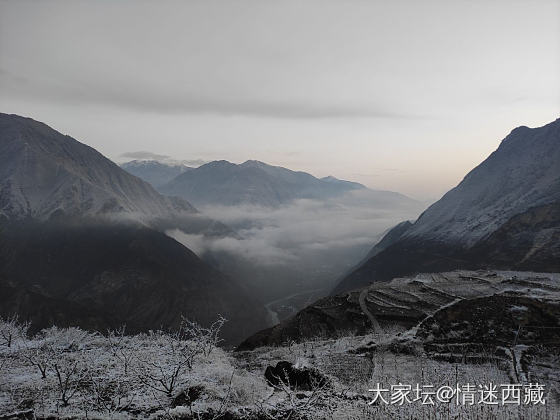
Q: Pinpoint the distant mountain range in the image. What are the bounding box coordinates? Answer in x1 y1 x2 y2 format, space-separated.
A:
0 113 267 344
120 157 422 307
134 159 412 208
333 117 560 294
121 159 194 188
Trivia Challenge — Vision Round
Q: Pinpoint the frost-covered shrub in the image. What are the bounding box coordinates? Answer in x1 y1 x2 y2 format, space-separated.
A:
38 326 95 352
135 329 203 397
182 314 227 357
106 325 139 375
86 369 135 415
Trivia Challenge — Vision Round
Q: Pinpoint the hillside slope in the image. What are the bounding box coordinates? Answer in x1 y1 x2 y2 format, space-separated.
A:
0 219 268 344
334 118 560 294
0 113 196 221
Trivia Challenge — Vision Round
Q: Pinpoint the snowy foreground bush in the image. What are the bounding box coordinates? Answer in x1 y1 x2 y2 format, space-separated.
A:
0 316 558 419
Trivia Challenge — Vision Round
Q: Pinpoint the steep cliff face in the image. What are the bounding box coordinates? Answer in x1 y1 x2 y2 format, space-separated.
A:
467 202 560 272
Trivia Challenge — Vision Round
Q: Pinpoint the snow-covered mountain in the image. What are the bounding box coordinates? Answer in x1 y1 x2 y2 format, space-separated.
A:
333 118 560 294
158 159 410 208
0 113 196 221
404 119 560 246
120 159 193 188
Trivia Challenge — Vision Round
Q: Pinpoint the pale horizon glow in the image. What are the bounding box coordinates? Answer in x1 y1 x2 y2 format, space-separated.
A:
1 0 559 200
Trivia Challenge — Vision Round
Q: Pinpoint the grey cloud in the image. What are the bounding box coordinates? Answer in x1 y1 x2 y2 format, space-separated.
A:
0 70 414 120
167 231 298 267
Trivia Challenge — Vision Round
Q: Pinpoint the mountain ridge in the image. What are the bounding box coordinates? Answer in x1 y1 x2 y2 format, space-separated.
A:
0 113 197 221
120 159 194 187
402 118 560 246
157 158 411 208
333 117 560 294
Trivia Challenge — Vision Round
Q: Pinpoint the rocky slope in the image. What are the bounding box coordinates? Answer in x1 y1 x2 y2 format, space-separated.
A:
405 119 560 246
0 113 196 221
333 118 560 294
238 270 560 350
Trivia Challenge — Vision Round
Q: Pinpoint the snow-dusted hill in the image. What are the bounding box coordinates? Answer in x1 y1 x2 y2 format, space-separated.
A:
333 118 560 294
121 159 193 188
0 114 196 221
240 270 560 350
405 118 560 246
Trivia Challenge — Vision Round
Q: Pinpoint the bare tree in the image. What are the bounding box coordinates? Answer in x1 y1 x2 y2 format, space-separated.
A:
182 315 227 357
22 344 52 379
22 327 93 380
136 329 201 397
106 325 137 375
52 353 88 407
87 369 135 415
41 326 92 352
0 314 29 349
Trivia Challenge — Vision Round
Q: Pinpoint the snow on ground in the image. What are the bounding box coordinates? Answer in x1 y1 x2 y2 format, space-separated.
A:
1 316 558 419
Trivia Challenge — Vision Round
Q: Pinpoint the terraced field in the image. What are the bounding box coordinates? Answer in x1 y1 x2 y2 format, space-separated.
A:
238 270 560 350
361 271 560 333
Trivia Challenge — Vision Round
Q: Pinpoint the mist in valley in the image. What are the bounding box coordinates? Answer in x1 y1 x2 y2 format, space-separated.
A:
166 189 425 322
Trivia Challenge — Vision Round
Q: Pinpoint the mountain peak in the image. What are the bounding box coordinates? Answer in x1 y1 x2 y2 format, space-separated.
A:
159 158 380 207
202 160 236 168
1 114 196 220
406 116 560 245
121 160 193 187
509 125 530 134
240 159 273 168
333 116 560 294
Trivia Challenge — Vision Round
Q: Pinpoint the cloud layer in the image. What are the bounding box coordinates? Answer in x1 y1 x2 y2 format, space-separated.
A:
167 193 423 270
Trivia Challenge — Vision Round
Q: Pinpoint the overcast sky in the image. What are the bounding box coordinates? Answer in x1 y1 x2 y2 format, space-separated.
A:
1 0 558 199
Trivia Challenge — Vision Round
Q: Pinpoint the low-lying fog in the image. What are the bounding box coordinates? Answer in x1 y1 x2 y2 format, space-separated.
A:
167 190 425 321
